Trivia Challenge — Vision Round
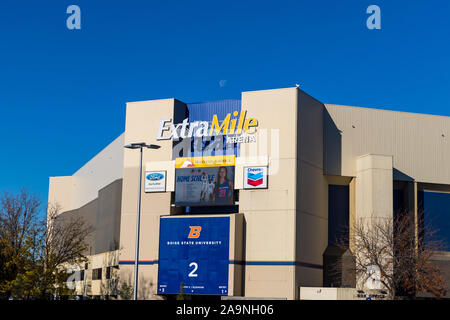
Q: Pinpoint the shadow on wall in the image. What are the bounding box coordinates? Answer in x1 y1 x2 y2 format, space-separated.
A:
240 216 247 296
323 109 342 176
393 168 414 182
138 274 165 300
115 270 164 300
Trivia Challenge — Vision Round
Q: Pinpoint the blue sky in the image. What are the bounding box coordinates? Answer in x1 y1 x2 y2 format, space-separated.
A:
0 0 449 204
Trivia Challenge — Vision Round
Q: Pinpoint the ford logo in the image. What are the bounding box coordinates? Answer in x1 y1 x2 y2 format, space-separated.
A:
147 173 164 181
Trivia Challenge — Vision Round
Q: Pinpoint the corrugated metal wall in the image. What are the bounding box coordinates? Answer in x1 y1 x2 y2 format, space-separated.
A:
324 104 450 184
187 99 241 122
180 99 242 157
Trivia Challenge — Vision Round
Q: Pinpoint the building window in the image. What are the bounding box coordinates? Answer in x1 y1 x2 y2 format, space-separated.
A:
393 189 406 217
92 268 102 280
328 185 349 246
106 267 111 279
418 190 450 251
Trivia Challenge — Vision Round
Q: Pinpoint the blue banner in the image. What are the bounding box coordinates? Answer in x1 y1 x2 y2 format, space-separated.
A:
157 216 230 295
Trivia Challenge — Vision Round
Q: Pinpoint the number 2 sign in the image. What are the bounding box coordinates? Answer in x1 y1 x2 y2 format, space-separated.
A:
157 216 230 295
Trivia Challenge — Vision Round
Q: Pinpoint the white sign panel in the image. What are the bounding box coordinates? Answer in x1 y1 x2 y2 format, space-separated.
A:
145 171 166 193
365 265 381 290
243 166 268 189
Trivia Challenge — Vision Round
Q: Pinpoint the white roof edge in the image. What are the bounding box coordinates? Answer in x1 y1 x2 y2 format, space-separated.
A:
325 103 450 120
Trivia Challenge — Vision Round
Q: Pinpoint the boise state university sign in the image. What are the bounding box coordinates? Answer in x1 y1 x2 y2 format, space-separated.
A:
157 216 230 295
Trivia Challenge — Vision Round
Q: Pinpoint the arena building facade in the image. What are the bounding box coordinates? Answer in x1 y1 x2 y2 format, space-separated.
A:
48 87 450 299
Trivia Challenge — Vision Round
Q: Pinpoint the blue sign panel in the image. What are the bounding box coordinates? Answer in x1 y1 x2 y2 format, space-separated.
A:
157 216 230 295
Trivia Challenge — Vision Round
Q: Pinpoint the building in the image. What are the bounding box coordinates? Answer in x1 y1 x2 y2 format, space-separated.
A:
48 87 450 299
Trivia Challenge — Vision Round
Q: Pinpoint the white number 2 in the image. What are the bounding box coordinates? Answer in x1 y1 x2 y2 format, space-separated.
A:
188 262 198 277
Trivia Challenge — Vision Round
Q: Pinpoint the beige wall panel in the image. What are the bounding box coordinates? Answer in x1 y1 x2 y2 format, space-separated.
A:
239 158 297 212
248 267 289 282
120 99 180 264
356 154 393 220
91 251 119 269
235 156 269 190
295 212 327 266
137 214 161 261
121 167 140 214
298 90 324 169
118 265 161 299
295 266 323 289
240 87 298 160
145 160 175 191
294 90 327 296
91 280 101 295
296 161 328 220
118 213 138 260
141 193 172 215
118 265 134 287
355 154 393 290
228 264 244 296
245 266 295 299
136 265 160 299
244 211 295 261
48 176 72 213
325 104 450 184
123 99 183 160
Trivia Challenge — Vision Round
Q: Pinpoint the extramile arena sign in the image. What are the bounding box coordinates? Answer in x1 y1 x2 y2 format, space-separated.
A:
156 110 258 143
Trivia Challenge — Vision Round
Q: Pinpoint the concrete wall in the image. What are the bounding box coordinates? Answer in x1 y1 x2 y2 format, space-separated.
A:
49 133 124 212
238 87 327 298
48 176 72 213
355 154 393 221
48 133 125 297
71 134 124 210
239 87 298 299
295 90 328 297
58 179 122 255
119 98 187 299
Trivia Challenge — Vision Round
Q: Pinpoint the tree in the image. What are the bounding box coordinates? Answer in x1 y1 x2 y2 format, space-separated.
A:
176 282 185 300
331 212 447 299
38 203 93 298
0 189 93 299
118 274 133 300
0 189 42 299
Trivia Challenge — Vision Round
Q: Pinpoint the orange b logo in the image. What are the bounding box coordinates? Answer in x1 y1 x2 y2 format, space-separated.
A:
188 226 202 239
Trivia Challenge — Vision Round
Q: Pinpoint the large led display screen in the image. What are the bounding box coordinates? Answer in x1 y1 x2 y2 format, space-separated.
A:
157 216 230 295
175 156 235 206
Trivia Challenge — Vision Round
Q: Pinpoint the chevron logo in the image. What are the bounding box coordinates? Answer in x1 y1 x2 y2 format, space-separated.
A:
247 171 263 186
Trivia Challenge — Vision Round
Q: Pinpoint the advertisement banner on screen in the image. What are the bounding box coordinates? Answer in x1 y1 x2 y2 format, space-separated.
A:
175 155 235 168
144 171 166 193
175 156 235 206
157 216 230 295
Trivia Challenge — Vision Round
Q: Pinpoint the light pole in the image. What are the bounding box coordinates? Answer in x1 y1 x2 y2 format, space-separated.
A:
124 142 161 300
